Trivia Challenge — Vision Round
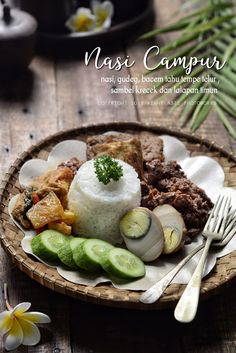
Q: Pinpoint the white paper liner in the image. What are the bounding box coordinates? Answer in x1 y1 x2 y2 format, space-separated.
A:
19 160 49 189
47 140 87 169
161 135 189 162
8 136 236 291
19 140 87 188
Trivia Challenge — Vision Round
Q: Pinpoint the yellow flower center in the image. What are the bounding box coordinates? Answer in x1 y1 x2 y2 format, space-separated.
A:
96 9 109 27
73 14 94 32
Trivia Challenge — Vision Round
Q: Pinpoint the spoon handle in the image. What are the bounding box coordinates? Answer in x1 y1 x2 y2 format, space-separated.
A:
174 237 212 323
139 244 204 304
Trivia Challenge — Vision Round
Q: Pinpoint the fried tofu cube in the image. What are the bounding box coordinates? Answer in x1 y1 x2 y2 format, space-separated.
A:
26 191 64 229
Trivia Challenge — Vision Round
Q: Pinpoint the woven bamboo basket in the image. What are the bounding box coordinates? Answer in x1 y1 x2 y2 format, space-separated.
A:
0 122 236 310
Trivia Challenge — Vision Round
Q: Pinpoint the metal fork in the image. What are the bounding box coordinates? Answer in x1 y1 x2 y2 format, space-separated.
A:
174 195 231 323
139 208 236 306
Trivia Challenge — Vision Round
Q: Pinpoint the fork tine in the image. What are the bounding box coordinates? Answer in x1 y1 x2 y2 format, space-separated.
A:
204 195 221 230
207 195 230 233
227 208 236 223
225 209 236 235
212 195 226 229
219 221 236 246
216 196 231 234
213 209 236 246
225 205 235 224
206 195 225 231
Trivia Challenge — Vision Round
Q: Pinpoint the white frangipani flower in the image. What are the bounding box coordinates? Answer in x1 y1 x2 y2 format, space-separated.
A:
0 286 51 351
91 0 114 30
66 8 96 33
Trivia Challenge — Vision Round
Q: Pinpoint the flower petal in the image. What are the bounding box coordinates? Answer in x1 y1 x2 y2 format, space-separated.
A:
76 7 92 16
91 0 114 30
0 311 13 335
4 318 23 351
17 318 41 346
66 8 96 32
91 0 101 13
102 1 114 17
92 0 114 18
21 312 51 324
13 302 31 317
102 17 112 30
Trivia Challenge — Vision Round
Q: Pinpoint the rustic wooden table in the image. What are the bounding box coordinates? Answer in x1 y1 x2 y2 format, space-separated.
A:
0 0 236 352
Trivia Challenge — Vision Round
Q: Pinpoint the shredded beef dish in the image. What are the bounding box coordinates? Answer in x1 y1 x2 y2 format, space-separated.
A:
141 159 213 241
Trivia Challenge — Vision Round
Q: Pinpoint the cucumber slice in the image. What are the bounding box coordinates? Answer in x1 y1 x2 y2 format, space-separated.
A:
70 237 86 251
58 243 76 268
31 230 67 261
58 237 86 269
101 248 145 279
73 239 114 272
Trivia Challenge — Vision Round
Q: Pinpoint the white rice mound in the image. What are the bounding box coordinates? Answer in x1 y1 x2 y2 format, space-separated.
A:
68 159 141 244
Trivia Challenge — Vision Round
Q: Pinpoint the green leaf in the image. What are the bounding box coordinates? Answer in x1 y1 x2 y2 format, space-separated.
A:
224 34 235 44
172 80 202 110
165 45 197 62
216 92 236 117
211 71 236 98
215 103 236 139
139 20 191 40
185 15 234 34
181 0 207 11
168 65 205 95
226 58 236 73
160 32 199 54
214 39 227 52
212 81 236 100
183 2 233 20
192 103 211 131
189 25 236 55
221 18 236 33
184 16 200 31
139 2 233 40
214 34 235 51
190 94 210 130
215 96 236 118
210 47 236 72
153 66 186 90
179 91 205 126
222 67 236 86
223 39 236 62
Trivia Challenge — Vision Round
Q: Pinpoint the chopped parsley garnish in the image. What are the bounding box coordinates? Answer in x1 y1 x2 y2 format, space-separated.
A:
94 155 123 185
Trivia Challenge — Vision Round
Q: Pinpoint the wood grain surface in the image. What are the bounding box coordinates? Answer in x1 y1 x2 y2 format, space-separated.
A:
0 0 236 352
